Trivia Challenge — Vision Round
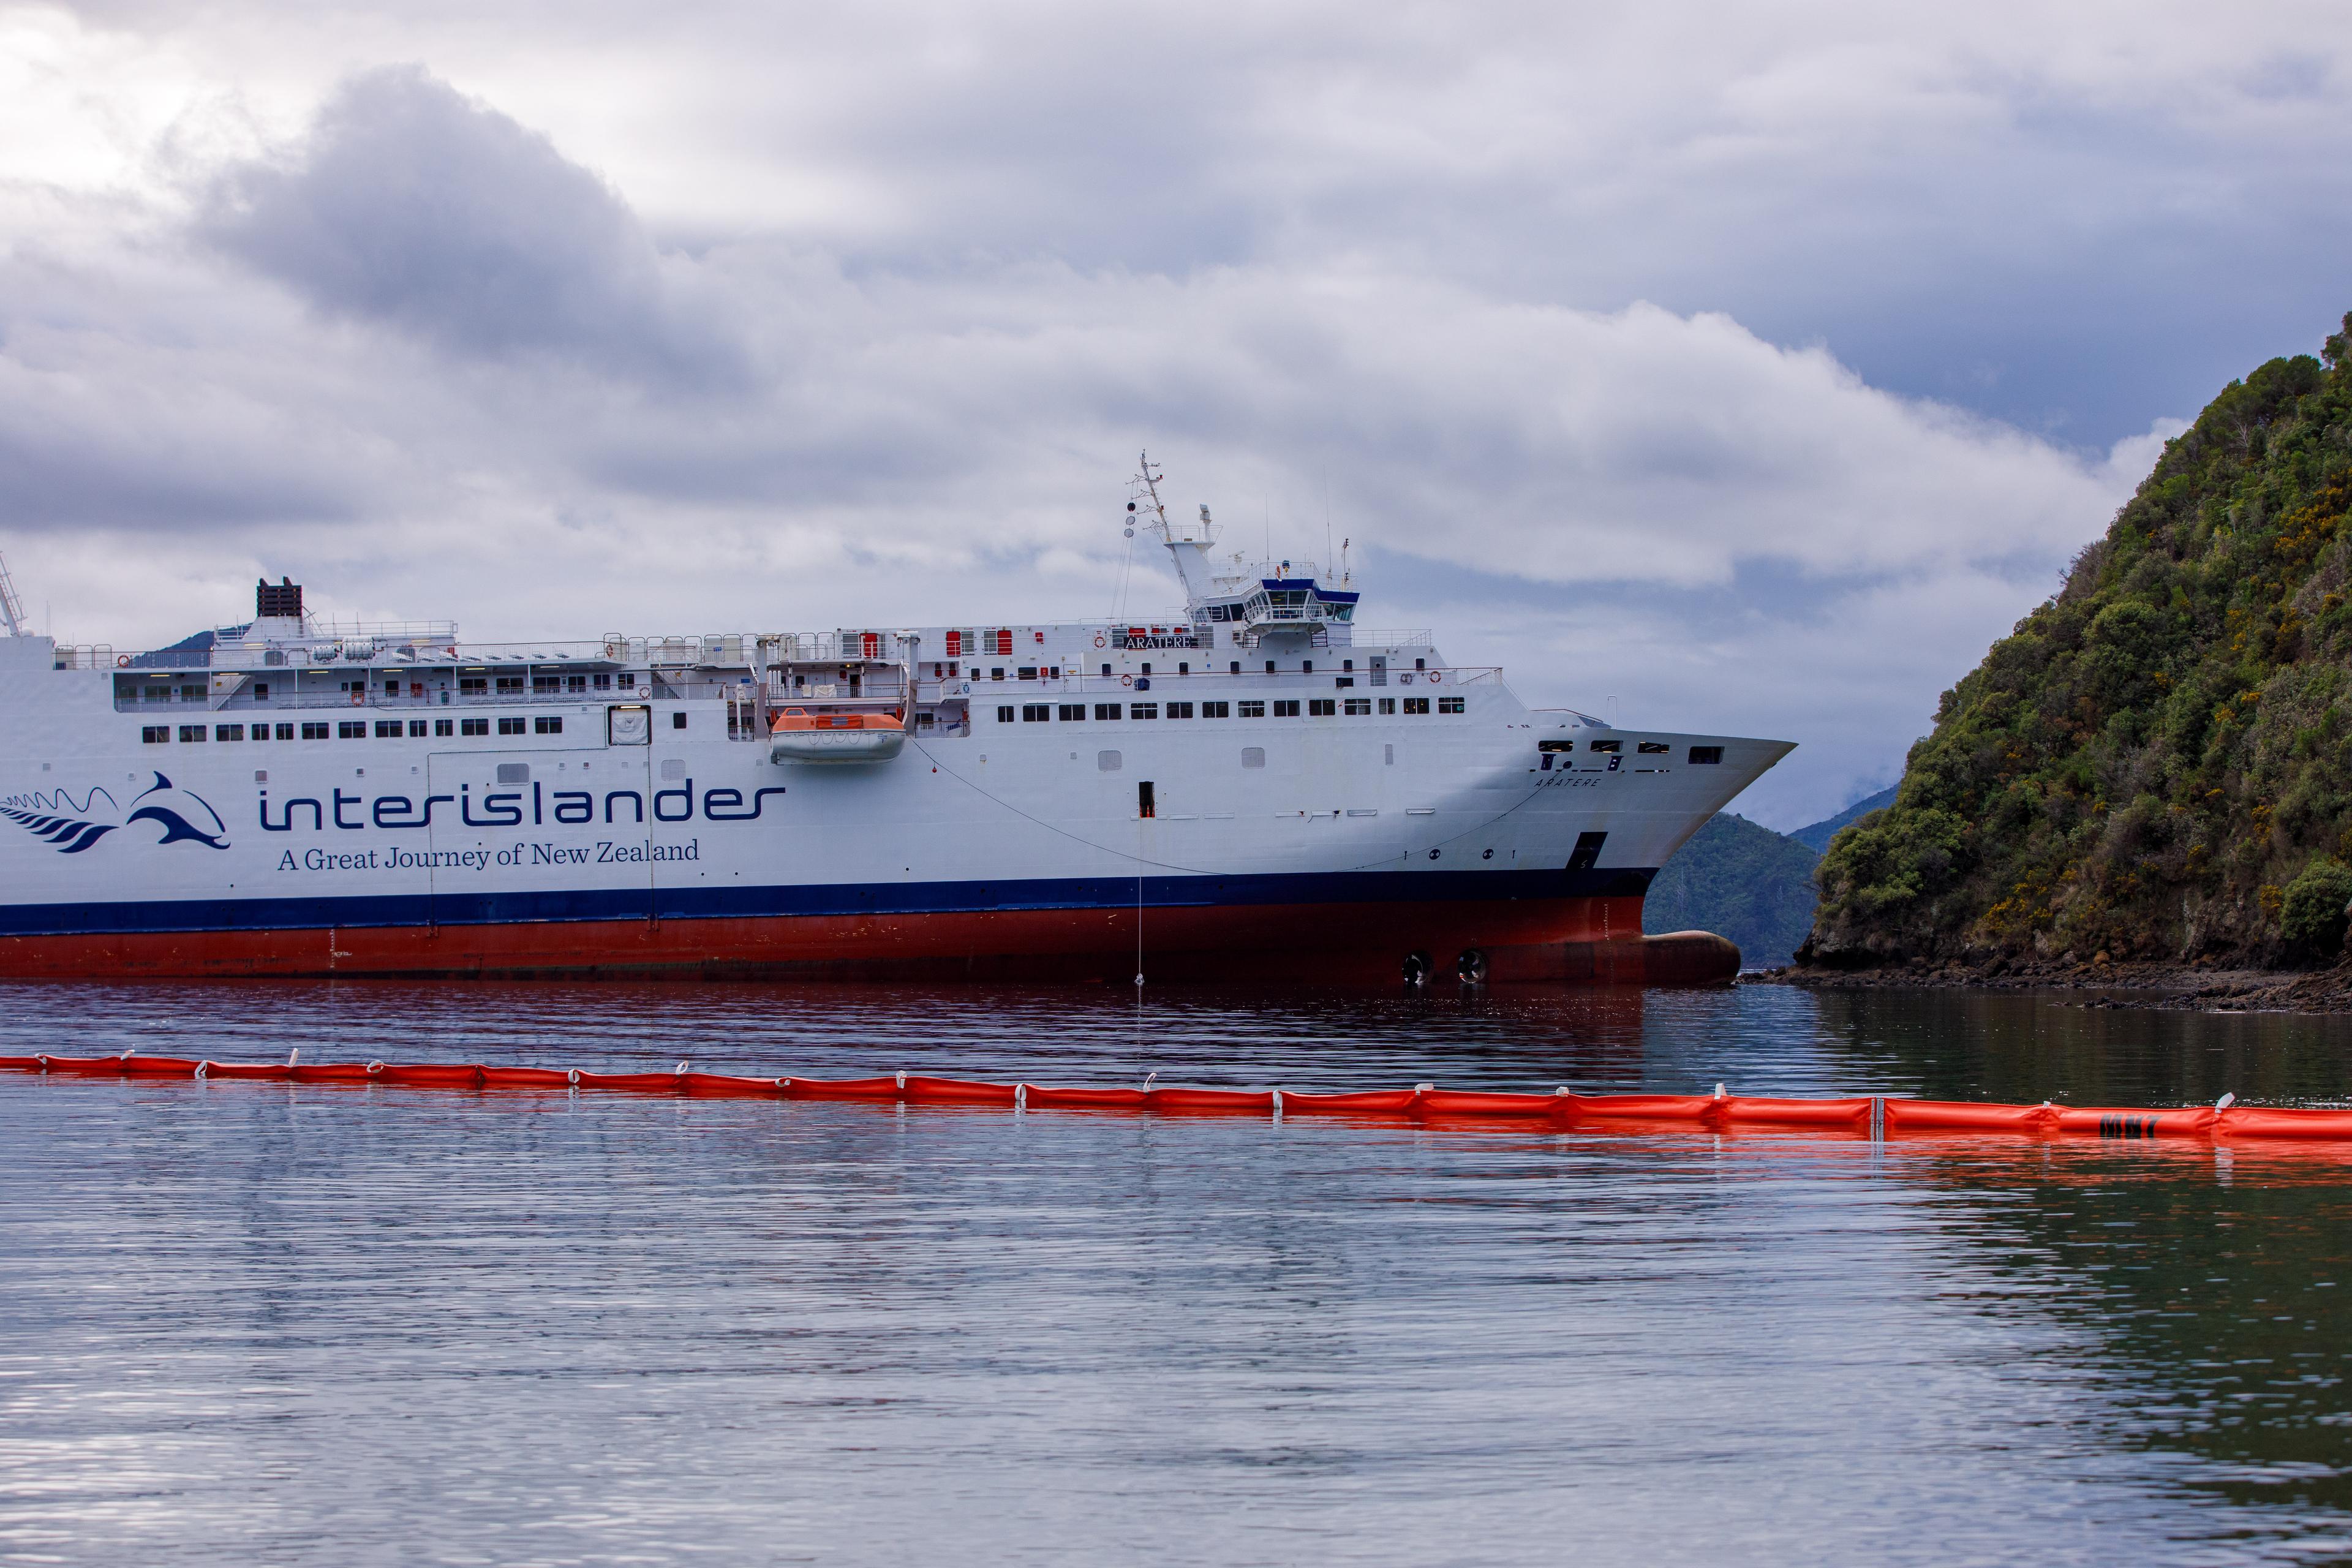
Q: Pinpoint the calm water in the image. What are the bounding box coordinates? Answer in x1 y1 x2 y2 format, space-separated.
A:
3 980 2351 1566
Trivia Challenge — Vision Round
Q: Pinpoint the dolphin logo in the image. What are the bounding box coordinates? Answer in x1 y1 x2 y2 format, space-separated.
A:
1 774 228 854
124 774 230 849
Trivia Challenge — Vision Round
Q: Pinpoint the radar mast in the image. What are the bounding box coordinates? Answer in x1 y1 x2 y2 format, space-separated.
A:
1128 450 1218 609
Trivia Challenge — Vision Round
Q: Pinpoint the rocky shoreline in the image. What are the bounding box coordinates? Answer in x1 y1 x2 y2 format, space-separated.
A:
1742 957 2352 1014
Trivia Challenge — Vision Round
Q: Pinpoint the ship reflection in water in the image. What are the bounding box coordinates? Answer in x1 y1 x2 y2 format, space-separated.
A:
1 980 2348 1566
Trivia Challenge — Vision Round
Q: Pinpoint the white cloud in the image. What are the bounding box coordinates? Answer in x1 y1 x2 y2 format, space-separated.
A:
2 0 2346 822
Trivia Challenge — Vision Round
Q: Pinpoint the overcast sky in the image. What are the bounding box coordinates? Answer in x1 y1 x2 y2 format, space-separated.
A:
4 1 2348 826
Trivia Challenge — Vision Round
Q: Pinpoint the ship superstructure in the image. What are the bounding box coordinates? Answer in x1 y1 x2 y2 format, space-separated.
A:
0 469 1791 983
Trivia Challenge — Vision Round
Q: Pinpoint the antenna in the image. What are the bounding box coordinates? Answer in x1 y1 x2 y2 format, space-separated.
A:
0 550 25 638
1133 450 1170 536
1324 470 1332 581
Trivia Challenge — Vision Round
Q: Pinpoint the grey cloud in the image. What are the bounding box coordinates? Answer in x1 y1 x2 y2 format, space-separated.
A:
13 9 2340 820
201 65 747 388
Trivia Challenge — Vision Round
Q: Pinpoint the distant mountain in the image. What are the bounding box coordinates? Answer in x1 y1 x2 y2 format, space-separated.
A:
1644 813 1820 970
1789 786 1896 854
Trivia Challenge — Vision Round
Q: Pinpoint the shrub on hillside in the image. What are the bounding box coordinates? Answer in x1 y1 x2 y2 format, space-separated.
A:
2280 861 2352 959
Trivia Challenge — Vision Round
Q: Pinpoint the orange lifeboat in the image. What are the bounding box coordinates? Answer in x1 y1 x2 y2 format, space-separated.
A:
768 706 908 764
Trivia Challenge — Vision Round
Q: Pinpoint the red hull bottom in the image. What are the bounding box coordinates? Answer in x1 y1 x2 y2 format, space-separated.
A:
0 897 1740 986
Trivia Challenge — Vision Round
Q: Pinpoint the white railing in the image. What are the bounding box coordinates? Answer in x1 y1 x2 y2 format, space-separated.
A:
51 645 116 670
241 618 461 643
1349 629 1431 647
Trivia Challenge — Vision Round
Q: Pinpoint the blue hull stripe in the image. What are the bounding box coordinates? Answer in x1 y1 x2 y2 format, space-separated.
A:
0 866 1656 939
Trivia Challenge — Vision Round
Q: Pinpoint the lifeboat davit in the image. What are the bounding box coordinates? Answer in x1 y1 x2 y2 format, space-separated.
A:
769 706 907 764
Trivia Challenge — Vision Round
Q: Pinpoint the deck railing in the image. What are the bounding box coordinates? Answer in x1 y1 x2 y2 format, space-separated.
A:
112 663 1497 713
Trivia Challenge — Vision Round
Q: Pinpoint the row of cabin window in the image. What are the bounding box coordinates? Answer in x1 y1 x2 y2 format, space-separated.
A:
959 657 1430 681
143 716 568 744
1536 738 1722 763
1531 739 1678 755
999 696 1464 723
455 674 630 695
133 674 635 702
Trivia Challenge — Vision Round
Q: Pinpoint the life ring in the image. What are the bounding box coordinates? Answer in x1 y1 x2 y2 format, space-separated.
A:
115 655 129 668
1121 674 1133 687
350 691 362 706
1094 635 1106 648
1428 670 1443 684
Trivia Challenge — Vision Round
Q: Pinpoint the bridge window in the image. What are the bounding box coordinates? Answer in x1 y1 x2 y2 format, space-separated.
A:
1638 741 1670 754
1689 745 1723 764
1590 739 1620 753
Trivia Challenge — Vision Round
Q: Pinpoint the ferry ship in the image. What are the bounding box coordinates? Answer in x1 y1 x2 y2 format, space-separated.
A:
0 461 1792 984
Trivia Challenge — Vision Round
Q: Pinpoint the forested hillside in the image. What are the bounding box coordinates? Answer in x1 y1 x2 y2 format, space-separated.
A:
1807 312 2352 967
1644 813 1819 968
1790 786 1894 854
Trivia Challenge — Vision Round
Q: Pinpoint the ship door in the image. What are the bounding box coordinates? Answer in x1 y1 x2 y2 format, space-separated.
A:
1369 655 1387 688
608 704 650 745
1568 831 1607 872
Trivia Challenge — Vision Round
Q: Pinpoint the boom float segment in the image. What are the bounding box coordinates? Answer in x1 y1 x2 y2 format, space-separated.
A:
4 1054 2351 1144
